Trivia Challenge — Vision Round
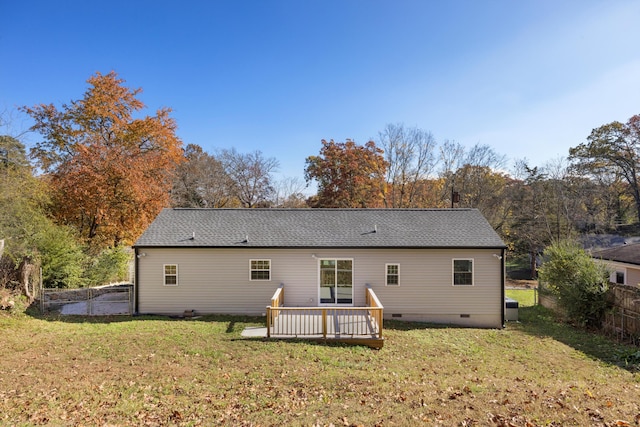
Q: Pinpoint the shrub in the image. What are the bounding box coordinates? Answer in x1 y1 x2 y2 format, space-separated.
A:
35 223 86 288
86 245 132 286
538 239 610 327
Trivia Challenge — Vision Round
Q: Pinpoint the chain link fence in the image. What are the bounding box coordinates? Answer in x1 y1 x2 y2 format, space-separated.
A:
40 284 133 315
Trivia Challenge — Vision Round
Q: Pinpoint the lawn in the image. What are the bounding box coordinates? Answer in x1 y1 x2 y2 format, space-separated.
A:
505 288 538 307
1 307 639 426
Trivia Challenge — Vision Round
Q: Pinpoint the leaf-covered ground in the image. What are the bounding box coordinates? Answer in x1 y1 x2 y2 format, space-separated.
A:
1 306 639 426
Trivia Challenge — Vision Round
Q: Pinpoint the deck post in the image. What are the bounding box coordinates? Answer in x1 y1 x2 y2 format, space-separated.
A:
322 308 327 339
266 306 271 338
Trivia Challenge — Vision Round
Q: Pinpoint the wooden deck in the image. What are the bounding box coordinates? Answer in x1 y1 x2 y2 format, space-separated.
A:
265 285 384 348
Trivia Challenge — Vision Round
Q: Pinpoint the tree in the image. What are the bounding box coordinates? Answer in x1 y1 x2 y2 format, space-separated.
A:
171 144 236 208
219 148 279 208
438 141 506 208
538 239 610 327
305 139 387 208
542 157 589 240
377 123 437 208
24 71 183 249
434 142 510 231
416 178 449 208
0 135 30 169
0 136 48 296
0 135 89 293
569 114 640 223
452 164 511 229
579 172 635 230
272 176 309 208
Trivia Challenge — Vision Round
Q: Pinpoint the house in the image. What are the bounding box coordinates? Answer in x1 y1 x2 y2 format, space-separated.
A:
592 243 640 287
133 208 507 328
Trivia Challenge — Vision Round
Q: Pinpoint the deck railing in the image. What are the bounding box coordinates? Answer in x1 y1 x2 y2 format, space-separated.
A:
266 285 383 340
267 284 284 329
365 285 384 339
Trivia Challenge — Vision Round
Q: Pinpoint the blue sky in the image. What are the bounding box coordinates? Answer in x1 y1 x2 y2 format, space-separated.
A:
2 1 639 183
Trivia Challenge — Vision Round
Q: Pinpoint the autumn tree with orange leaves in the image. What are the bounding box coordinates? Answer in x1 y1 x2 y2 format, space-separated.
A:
305 139 387 208
24 71 183 249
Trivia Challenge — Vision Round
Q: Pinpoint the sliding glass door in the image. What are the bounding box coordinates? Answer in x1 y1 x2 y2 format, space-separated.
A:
319 259 353 305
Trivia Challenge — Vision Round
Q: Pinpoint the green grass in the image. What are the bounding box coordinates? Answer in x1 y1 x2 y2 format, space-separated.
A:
1 309 639 426
506 288 538 307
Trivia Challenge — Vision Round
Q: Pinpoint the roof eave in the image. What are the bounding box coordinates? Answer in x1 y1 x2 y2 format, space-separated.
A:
594 257 640 267
133 244 508 250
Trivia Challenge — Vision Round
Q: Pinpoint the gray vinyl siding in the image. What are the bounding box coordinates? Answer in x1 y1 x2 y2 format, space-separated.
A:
136 247 503 327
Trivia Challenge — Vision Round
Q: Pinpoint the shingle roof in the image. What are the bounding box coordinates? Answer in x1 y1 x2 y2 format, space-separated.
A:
592 243 640 266
134 208 506 249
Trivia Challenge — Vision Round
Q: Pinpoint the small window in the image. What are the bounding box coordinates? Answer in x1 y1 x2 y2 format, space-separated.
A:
386 264 400 286
250 259 271 281
164 264 178 286
453 259 473 286
615 271 625 284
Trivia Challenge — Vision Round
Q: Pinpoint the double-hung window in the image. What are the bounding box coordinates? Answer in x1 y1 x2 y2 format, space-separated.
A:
250 259 271 281
164 264 178 286
386 264 400 286
453 259 473 286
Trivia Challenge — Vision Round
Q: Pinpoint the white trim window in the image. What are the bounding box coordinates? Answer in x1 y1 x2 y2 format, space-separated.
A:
250 259 271 281
386 263 400 286
164 264 178 286
453 259 473 286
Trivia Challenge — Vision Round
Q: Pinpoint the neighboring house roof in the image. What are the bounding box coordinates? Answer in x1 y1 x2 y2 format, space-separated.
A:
134 208 506 249
592 243 640 266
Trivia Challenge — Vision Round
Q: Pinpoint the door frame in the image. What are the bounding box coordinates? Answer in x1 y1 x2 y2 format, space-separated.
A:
317 257 354 306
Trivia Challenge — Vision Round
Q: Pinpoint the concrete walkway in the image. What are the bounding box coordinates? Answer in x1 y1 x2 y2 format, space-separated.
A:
241 326 268 337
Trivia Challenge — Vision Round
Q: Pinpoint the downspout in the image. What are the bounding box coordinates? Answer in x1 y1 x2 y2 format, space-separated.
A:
134 247 140 315
501 247 506 328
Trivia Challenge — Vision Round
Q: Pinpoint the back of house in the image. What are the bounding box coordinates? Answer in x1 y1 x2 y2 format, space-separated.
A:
133 208 507 327
592 243 640 287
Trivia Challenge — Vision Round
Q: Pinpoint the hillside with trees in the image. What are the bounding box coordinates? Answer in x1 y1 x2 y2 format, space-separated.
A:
2 71 640 295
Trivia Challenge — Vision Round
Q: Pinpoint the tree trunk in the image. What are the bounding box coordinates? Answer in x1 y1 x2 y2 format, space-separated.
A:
18 257 35 303
529 249 538 280
633 183 640 225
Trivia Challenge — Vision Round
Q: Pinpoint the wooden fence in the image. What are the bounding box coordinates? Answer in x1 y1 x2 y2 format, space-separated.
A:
540 282 640 344
603 284 640 344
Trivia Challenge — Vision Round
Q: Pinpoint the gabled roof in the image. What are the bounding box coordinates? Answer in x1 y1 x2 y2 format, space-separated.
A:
592 243 640 266
134 208 506 249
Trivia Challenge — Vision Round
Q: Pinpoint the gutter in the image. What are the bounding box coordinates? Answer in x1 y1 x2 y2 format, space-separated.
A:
501 247 506 328
132 244 508 250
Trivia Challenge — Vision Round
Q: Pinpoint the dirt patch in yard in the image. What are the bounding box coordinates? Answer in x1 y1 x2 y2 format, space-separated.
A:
506 277 538 289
